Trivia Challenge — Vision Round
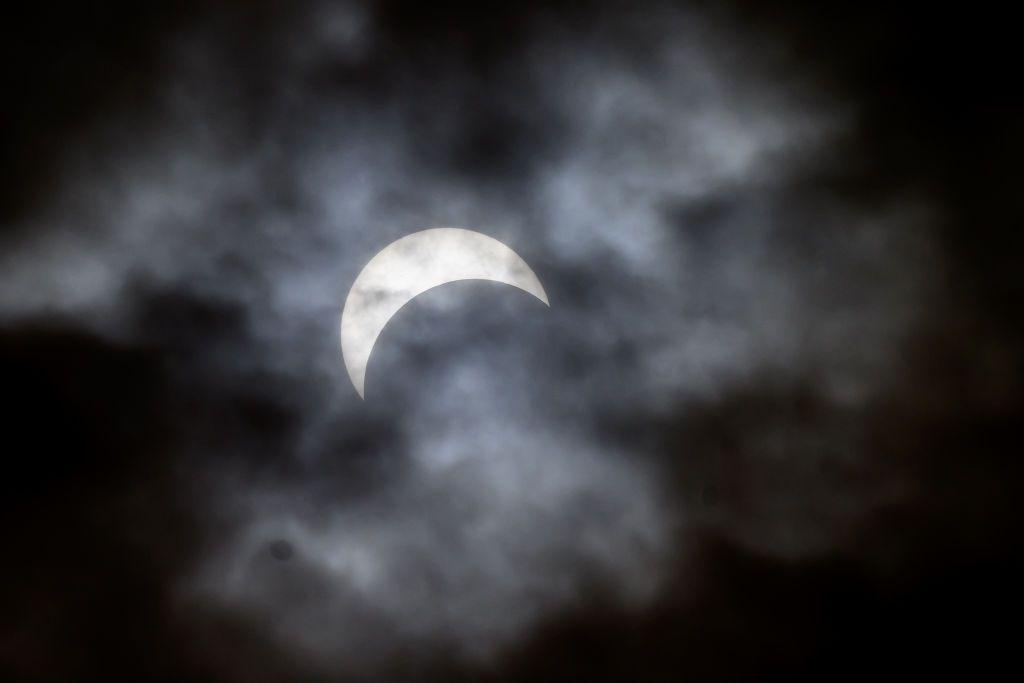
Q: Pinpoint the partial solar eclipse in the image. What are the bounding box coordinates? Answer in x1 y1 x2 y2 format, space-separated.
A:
340 228 550 398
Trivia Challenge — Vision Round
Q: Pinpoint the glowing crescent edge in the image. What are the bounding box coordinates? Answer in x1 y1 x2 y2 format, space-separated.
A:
340 227 549 398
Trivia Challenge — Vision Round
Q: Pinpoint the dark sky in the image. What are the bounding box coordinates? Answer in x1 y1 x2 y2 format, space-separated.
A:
2 1 1021 681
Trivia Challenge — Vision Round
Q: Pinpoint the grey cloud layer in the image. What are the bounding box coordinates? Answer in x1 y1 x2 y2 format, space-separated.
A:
0 1 938 674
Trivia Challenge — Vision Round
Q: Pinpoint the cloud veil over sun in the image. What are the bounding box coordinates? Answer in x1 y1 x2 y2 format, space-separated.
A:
2 1 1021 681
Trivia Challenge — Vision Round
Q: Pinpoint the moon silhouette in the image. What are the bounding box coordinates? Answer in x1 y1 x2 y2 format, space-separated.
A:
340 228 549 398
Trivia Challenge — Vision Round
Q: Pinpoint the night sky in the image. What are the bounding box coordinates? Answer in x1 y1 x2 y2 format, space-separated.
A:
2 2 1021 681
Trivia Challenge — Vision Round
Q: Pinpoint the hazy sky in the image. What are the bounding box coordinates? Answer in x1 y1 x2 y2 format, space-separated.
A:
2 2 1020 681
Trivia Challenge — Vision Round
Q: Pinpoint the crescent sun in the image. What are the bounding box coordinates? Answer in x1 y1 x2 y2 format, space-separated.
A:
340 227 550 398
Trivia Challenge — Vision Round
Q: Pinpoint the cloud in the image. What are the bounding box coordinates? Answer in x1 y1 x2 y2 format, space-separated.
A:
0 1 949 678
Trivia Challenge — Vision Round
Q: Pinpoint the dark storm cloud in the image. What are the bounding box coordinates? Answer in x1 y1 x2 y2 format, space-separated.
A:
2 1 1022 681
